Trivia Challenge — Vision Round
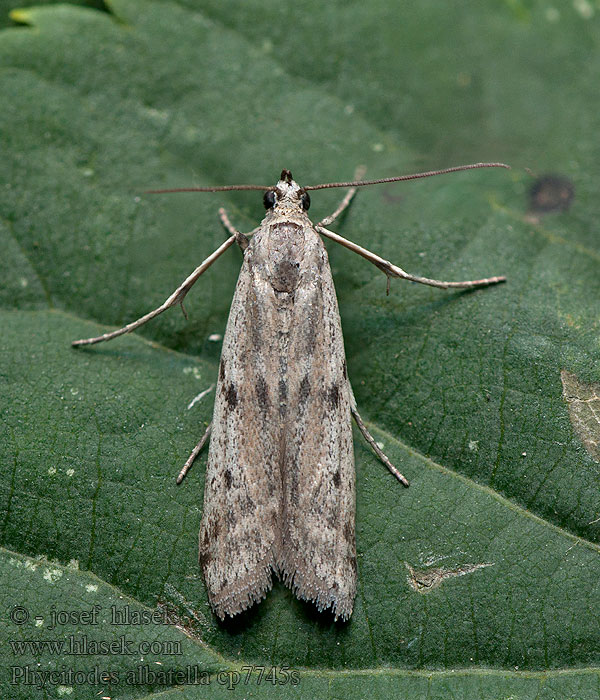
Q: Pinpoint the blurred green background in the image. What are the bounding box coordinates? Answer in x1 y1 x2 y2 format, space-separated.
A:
1 1 599 698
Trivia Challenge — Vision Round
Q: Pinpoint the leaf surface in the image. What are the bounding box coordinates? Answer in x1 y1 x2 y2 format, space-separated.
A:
1 1 599 697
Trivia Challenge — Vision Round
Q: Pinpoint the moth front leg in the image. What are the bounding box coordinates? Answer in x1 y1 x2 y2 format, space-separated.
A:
317 224 506 290
71 235 237 346
318 165 366 227
218 207 250 251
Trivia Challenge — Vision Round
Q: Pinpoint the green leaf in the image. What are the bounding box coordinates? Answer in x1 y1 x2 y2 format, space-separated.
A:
1 1 599 697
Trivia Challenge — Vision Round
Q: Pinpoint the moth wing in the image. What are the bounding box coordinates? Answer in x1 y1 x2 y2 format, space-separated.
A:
279 235 357 620
199 252 282 619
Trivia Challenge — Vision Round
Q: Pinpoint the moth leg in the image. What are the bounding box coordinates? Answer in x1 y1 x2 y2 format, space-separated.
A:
351 404 410 487
71 236 236 346
316 224 506 289
318 165 366 227
176 422 212 485
218 207 250 251
345 379 409 486
187 384 215 410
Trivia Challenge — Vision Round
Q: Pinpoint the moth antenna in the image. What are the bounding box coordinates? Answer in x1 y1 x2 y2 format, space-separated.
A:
145 184 273 194
304 162 510 191
144 162 509 195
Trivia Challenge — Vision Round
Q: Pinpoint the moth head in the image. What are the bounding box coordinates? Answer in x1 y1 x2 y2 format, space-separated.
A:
263 169 311 212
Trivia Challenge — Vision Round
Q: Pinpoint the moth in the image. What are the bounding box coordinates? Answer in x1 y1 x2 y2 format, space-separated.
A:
72 163 508 620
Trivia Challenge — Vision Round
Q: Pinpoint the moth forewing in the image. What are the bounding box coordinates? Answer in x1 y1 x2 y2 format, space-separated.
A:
277 220 356 621
198 248 281 619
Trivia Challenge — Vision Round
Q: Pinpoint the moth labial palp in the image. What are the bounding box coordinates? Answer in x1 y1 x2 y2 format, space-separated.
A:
71 161 509 621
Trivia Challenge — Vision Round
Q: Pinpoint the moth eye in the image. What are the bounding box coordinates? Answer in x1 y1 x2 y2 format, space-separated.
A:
263 190 277 209
301 192 311 211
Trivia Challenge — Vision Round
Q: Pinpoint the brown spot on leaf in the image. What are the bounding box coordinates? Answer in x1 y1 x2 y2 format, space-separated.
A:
529 175 574 213
406 561 494 593
561 369 600 461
